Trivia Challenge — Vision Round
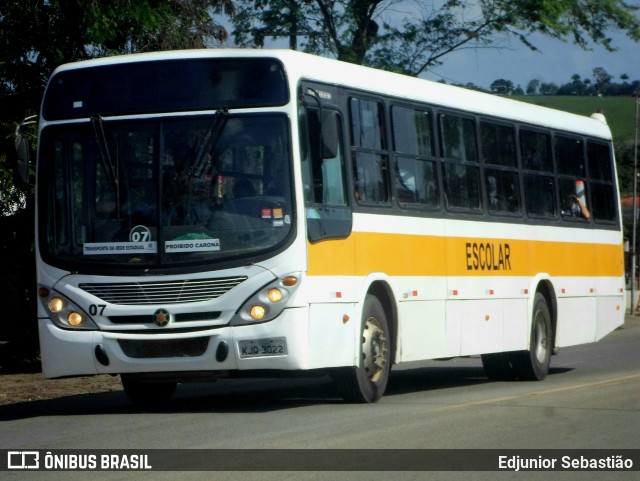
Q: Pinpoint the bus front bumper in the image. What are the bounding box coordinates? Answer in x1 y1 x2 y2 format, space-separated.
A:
38 307 310 379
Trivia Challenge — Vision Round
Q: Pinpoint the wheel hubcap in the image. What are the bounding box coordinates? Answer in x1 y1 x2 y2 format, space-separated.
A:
533 312 548 363
362 317 388 382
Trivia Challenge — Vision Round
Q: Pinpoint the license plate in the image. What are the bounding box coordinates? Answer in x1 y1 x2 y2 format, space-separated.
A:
238 337 287 358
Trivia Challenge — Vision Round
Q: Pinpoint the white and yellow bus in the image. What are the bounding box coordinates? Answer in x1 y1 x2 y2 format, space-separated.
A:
34 49 624 405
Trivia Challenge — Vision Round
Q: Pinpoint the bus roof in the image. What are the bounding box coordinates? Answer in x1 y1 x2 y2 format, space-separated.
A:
50 48 612 140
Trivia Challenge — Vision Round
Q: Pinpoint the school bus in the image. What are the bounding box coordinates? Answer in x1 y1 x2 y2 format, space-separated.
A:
33 49 624 405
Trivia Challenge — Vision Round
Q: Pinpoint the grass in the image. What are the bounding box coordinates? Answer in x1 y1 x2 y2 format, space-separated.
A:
513 96 638 144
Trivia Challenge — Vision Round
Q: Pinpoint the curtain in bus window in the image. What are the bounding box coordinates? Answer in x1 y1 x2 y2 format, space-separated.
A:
480 122 516 167
485 169 520 214
587 141 616 222
521 130 552 171
351 98 385 150
299 107 347 206
555 136 585 177
391 106 433 157
395 156 438 207
350 98 389 204
590 183 616 221
48 141 69 253
442 163 481 209
587 141 613 182
354 152 389 203
391 106 437 207
440 115 477 161
524 174 556 217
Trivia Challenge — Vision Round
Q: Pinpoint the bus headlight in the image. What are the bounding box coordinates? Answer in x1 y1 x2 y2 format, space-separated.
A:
39 288 98 330
231 275 300 325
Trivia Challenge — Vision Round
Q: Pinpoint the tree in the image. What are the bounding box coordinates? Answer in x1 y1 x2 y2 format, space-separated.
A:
490 78 515 95
232 0 640 76
1 1 235 100
539 82 560 95
592 67 614 95
526 79 540 95
0 0 235 201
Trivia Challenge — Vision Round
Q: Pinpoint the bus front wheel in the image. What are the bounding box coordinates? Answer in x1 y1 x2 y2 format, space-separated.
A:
333 294 391 403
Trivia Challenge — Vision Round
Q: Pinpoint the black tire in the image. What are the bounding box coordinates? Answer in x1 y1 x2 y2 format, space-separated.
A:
333 294 391 403
121 375 177 408
512 293 552 381
481 352 516 381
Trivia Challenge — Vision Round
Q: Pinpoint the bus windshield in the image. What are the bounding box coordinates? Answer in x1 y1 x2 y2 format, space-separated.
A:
38 113 294 269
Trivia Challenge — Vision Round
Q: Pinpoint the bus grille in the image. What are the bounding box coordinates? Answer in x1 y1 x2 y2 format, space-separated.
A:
118 337 210 358
78 276 247 305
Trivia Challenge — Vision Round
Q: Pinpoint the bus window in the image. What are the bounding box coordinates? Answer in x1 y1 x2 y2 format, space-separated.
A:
350 98 389 204
587 141 613 182
480 121 516 167
440 114 477 162
440 114 480 210
559 178 590 220
587 141 617 222
524 174 556 217
391 106 438 208
300 104 351 242
555 136 585 177
521 130 552 172
485 169 521 214
300 108 347 207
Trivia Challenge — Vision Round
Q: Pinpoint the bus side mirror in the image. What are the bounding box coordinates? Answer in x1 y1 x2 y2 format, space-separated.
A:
320 111 339 159
14 116 37 189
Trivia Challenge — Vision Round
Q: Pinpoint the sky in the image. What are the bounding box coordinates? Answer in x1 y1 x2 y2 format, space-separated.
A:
420 30 640 90
227 2 640 91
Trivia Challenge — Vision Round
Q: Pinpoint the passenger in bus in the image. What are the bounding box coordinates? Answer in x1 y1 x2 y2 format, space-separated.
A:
226 178 259 217
487 175 500 210
186 179 214 225
563 194 591 219
233 178 256 198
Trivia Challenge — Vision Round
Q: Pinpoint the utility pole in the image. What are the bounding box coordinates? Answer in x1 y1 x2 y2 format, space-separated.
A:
632 90 640 315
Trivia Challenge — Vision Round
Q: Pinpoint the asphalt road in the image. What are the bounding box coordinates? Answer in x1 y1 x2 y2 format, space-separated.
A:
1 315 638 480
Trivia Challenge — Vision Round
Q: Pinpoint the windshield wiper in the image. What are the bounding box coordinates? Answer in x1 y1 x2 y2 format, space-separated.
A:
182 109 229 220
188 108 229 179
91 115 121 220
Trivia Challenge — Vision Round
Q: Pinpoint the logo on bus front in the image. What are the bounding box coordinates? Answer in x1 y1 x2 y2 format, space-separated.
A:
153 309 171 327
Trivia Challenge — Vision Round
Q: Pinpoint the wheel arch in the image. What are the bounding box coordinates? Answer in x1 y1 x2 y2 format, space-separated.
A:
366 280 398 364
534 279 558 352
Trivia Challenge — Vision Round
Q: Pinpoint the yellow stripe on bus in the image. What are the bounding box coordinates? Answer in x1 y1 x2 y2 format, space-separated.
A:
307 232 623 277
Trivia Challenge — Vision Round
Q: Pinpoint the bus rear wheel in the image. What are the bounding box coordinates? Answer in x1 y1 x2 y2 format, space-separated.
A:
512 293 552 381
121 374 177 408
333 295 391 403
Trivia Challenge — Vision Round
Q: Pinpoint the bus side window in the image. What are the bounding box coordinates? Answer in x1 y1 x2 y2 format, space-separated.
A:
480 120 520 215
556 136 590 221
521 129 556 218
440 114 480 210
587 141 617 222
300 108 347 207
391 106 438 208
350 97 390 204
300 104 352 242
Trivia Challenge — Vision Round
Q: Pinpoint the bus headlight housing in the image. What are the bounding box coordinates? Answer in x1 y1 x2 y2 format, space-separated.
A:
231 275 300 325
39 288 97 330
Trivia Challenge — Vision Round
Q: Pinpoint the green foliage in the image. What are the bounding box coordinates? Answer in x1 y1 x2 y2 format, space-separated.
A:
514 95 637 145
0 154 26 216
0 0 236 217
232 1 640 76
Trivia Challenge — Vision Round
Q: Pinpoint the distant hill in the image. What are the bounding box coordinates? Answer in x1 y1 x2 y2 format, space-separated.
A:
513 96 637 145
